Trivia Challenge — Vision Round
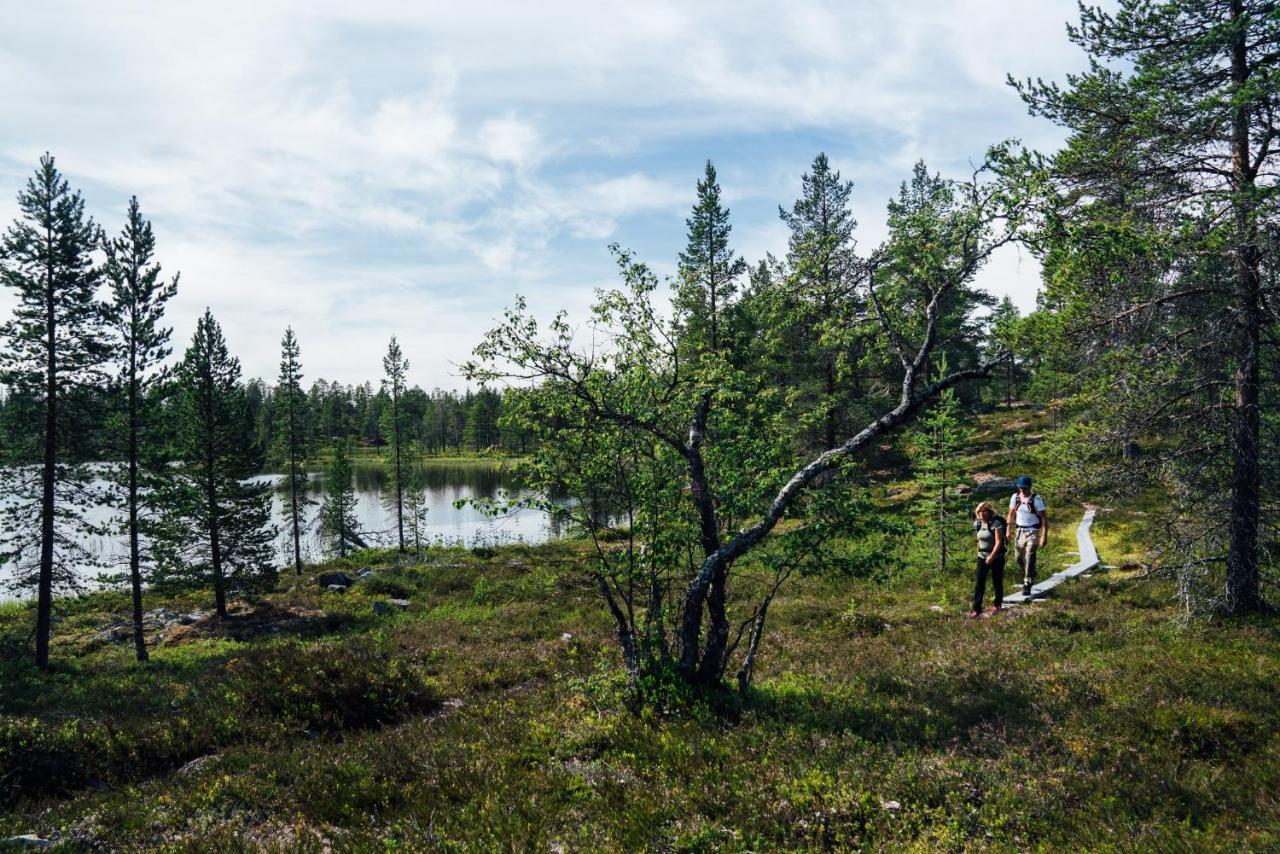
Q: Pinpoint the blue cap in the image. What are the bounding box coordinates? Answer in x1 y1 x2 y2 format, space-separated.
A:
1015 475 1032 489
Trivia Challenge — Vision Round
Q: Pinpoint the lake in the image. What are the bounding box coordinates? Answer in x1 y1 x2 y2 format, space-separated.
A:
0 458 553 599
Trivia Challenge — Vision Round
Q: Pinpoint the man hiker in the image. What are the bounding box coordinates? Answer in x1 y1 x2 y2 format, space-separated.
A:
1007 475 1048 597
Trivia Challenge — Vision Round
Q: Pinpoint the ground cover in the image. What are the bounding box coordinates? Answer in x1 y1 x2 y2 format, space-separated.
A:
2 408 1276 851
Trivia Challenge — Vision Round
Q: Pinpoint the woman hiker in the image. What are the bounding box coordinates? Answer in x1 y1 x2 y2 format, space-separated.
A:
970 501 1006 617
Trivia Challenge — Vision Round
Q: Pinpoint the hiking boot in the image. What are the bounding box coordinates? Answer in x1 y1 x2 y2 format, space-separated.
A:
1022 582 1032 597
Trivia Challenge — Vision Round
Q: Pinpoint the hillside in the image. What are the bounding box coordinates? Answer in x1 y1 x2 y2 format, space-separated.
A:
2 407 1278 851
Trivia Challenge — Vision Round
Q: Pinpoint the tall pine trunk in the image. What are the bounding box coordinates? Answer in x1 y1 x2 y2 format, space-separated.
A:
36 245 56 670
1225 1 1263 614
204 392 227 617
393 393 405 552
288 400 302 574
127 354 148 661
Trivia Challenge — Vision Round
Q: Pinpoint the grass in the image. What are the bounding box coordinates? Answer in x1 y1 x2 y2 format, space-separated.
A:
1 408 1277 850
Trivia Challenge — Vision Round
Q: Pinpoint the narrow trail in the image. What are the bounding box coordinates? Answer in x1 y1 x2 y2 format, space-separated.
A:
1002 505 1099 606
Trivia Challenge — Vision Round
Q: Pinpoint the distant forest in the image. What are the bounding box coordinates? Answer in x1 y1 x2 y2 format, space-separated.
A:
0 379 526 464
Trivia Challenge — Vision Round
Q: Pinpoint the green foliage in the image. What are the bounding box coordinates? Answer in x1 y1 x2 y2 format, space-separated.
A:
381 336 411 552
318 439 362 558
0 155 111 598
275 327 312 574
1013 0 1280 612
153 310 276 611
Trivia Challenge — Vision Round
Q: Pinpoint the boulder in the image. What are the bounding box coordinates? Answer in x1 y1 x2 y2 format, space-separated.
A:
326 584 347 594
358 569 375 579
317 571 355 589
5 836 53 849
91 625 130 645
372 600 393 616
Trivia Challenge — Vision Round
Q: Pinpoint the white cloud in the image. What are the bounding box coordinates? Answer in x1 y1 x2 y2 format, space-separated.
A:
0 0 1096 388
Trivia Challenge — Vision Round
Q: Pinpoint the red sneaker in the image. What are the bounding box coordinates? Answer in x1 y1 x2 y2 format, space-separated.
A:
967 610 980 618
987 605 1002 615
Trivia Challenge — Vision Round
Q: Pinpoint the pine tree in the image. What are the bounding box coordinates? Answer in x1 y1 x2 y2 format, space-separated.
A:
0 154 112 669
318 439 361 558
103 196 179 661
675 160 746 355
157 310 275 616
382 337 409 552
276 327 311 574
1016 0 1280 612
909 362 972 578
777 152 863 449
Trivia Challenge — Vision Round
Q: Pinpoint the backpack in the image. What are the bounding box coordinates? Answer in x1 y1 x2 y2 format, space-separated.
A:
1012 492 1044 520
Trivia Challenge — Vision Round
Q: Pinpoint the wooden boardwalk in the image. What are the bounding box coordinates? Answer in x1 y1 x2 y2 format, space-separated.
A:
1002 507 1099 605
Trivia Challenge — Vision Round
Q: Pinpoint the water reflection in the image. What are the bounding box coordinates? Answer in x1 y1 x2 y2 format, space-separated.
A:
263 459 553 562
0 460 554 599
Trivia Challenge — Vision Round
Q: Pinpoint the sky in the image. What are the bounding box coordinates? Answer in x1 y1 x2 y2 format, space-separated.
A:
0 1 1091 391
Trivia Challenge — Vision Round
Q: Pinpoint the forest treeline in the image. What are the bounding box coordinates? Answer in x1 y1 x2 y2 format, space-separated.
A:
0 372 525 463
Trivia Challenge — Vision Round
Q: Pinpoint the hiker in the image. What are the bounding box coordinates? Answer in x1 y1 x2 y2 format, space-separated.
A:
970 501 1006 617
1007 475 1048 596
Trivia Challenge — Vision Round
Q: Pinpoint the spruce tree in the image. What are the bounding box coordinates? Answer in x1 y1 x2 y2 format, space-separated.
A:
276 327 311 574
318 438 361 558
0 154 111 669
382 337 409 552
777 152 863 449
675 160 746 356
157 310 275 616
103 196 179 661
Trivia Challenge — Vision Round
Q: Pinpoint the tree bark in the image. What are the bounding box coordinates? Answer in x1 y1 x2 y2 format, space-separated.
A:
1225 0 1264 613
204 386 226 618
128 342 148 661
35 228 56 671
288 397 302 575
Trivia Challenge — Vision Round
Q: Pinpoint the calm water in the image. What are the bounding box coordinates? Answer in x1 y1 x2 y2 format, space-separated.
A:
0 459 553 599
258 459 554 561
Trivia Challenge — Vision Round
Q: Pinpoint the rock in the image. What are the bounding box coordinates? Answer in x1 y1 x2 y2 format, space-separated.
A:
176 754 219 778
955 485 974 496
91 625 131 645
560 632 574 643
178 611 207 625
387 598 411 609
326 584 347 594
358 569 374 579
880 799 902 812
371 600 393 616
145 609 181 624
4 836 53 849
929 605 944 613
973 476 1017 496
317 571 355 589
